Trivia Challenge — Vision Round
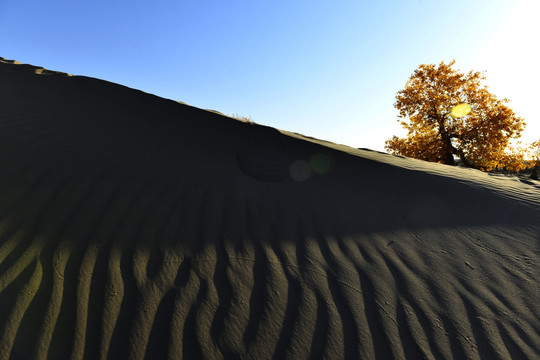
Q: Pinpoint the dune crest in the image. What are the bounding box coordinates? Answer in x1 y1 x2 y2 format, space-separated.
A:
0 58 539 359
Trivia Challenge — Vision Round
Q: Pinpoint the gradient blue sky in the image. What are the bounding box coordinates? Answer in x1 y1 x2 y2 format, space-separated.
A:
1 0 538 151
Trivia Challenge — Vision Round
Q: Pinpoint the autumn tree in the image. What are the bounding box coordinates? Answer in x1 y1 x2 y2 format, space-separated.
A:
385 60 526 171
529 139 540 180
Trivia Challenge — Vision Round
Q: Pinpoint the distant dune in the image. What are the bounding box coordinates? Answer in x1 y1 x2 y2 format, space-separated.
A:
0 57 538 359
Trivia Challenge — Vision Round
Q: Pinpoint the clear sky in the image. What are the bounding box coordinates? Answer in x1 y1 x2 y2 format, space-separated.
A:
1 0 538 151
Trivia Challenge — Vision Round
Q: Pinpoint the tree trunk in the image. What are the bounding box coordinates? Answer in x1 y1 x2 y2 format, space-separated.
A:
442 146 455 165
437 118 455 166
455 148 473 168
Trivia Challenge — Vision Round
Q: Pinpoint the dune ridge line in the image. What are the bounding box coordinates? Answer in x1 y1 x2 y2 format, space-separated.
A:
0 57 539 359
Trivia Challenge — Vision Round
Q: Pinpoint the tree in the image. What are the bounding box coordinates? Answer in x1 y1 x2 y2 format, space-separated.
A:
385 60 526 171
529 139 540 180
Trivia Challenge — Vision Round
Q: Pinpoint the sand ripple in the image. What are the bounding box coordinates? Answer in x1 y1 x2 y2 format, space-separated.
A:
1 59 539 359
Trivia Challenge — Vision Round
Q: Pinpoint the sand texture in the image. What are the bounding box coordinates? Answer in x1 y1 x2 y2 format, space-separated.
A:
0 57 539 359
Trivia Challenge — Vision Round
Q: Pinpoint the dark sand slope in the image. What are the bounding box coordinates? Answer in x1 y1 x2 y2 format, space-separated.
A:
0 58 538 360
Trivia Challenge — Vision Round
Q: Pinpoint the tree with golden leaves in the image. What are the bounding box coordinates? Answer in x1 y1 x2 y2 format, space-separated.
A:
386 60 526 171
529 139 540 179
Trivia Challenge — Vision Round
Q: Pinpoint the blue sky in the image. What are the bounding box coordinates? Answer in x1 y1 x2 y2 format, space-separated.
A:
1 0 538 151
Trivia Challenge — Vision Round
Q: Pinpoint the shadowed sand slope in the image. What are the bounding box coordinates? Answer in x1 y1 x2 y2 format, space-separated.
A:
0 57 539 360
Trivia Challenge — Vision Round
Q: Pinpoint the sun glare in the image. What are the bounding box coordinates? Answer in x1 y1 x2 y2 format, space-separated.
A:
450 103 471 118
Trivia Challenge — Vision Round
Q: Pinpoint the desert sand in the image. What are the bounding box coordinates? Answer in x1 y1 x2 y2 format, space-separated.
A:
0 57 538 359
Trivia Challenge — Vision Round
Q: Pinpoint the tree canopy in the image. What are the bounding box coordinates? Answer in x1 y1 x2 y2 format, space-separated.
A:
385 60 526 171
529 139 540 179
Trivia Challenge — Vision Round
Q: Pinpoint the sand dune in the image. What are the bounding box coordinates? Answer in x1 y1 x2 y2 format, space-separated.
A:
0 57 539 359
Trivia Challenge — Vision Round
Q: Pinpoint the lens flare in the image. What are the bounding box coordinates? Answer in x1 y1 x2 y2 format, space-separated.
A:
289 160 311 182
289 153 333 181
310 153 332 174
450 103 471 118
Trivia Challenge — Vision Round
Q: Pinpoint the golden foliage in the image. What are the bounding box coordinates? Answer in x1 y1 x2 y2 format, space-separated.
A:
530 139 540 159
385 60 526 171
528 139 540 179
496 144 527 173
